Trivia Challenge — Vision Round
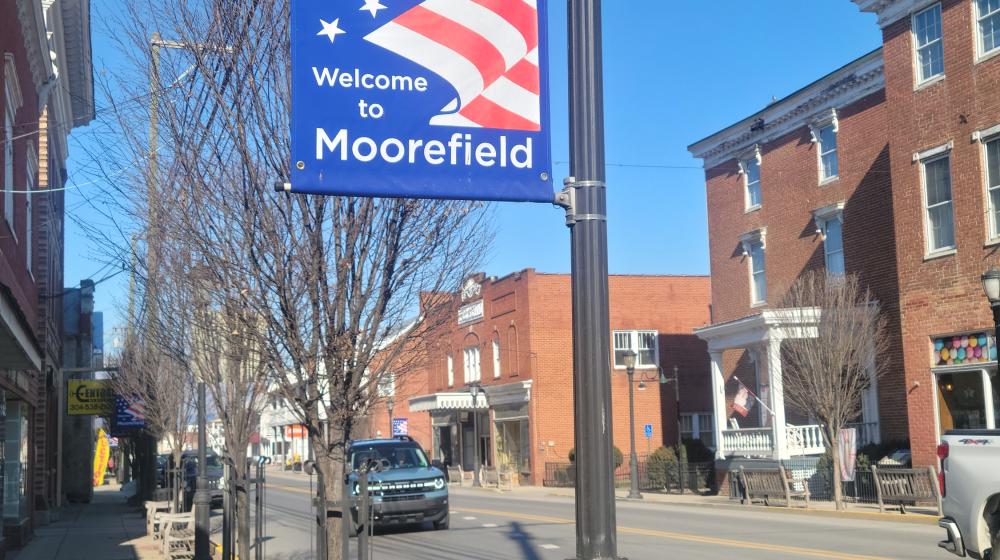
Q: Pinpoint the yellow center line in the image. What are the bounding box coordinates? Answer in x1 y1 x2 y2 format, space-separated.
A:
268 484 890 560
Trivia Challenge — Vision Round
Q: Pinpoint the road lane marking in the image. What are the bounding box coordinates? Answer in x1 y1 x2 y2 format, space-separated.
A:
456 507 893 560
540 544 560 549
482 523 498 528
265 484 889 560
462 516 477 520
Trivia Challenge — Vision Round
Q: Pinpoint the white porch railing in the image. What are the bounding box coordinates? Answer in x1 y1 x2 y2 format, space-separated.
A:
786 424 825 455
722 427 773 456
722 424 826 457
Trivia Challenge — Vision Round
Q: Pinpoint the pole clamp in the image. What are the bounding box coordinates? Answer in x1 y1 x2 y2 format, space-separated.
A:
554 177 607 227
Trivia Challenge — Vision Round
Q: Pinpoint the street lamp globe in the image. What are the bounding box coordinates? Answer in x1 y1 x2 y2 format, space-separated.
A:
982 266 1000 305
622 349 637 372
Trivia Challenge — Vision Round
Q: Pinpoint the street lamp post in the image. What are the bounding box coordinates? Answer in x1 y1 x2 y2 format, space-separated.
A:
387 396 395 436
194 380 210 559
622 350 642 500
981 266 1000 361
469 382 482 488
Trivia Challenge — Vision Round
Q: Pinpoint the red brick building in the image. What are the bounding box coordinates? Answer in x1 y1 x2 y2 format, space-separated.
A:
688 0 1000 470
2 0 94 547
370 270 711 485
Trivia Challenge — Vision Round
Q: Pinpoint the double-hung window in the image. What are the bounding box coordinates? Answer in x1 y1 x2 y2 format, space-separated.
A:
25 146 34 274
814 203 846 276
612 330 659 368
978 0 1000 58
914 4 944 83
750 241 766 303
3 89 13 229
463 345 481 383
680 413 714 447
922 152 955 253
819 124 839 181
985 135 1000 240
492 337 501 379
743 158 761 210
447 353 454 387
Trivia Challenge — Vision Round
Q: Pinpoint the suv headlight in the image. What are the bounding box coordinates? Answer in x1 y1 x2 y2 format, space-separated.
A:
352 482 360 496
433 477 445 490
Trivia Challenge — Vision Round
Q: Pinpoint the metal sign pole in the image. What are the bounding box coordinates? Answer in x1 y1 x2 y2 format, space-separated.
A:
563 0 619 558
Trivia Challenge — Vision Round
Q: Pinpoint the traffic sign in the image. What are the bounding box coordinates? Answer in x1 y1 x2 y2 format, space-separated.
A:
290 0 553 202
392 417 409 436
643 423 653 439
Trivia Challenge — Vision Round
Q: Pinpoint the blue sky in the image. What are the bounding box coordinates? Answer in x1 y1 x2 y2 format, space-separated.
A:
65 1 883 341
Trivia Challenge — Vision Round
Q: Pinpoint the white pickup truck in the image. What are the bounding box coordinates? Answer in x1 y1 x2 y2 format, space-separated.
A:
938 430 1000 559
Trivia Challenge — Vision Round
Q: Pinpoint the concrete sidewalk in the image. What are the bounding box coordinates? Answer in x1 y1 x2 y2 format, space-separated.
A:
10 484 160 560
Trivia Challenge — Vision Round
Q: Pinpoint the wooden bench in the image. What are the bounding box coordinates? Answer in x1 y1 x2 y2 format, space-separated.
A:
871 465 941 515
497 465 515 491
481 466 500 488
144 500 171 538
159 512 196 559
738 466 810 508
447 465 464 486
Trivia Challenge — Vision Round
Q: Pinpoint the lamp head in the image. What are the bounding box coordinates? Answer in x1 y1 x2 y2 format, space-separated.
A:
622 349 637 371
469 383 479 399
983 266 1000 305
637 381 646 390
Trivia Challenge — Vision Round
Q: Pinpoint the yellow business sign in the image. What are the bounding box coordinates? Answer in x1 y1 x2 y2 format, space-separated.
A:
67 380 114 415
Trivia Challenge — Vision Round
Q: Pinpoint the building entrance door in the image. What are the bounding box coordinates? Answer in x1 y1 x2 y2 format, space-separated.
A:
461 423 475 471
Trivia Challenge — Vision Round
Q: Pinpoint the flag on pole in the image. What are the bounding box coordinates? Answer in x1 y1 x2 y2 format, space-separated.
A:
733 384 753 417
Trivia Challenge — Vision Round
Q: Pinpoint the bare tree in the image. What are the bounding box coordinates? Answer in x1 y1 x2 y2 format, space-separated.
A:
780 271 887 510
78 1 492 557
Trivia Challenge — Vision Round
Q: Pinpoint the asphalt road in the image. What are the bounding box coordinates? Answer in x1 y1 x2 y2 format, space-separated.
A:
256 472 946 560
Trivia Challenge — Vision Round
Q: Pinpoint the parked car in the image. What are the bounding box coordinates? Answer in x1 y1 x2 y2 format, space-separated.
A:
937 429 1000 558
346 436 448 534
156 454 170 488
176 450 225 510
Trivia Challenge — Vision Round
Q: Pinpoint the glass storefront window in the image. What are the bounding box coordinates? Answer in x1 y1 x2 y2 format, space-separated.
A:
937 371 988 430
4 400 27 522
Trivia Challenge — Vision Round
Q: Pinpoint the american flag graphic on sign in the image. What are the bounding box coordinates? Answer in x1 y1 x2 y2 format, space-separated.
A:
365 0 541 131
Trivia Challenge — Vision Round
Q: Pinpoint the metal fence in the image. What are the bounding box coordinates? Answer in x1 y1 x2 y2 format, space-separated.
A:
543 459 715 494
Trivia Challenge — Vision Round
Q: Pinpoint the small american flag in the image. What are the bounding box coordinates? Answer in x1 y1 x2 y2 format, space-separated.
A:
732 384 753 418
365 0 541 131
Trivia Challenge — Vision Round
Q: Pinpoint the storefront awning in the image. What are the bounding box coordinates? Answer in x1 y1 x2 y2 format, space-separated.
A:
409 380 533 412
409 392 490 412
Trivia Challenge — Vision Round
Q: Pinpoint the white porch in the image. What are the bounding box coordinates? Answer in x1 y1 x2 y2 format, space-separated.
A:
695 309 881 460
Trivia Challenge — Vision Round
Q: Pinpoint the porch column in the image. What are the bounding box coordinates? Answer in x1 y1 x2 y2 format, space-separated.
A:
709 351 726 460
766 337 789 460
862 345 881 443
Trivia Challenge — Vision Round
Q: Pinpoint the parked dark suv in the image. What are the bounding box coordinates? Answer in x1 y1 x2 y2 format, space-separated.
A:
347 436 448 533
178 451 224 510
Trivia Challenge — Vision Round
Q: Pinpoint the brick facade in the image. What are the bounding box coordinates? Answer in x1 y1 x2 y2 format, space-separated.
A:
375 270 711 485
690 0 1000 470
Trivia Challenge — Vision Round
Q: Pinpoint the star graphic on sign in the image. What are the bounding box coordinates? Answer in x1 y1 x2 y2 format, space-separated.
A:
359 0 387 18
317 18 346 43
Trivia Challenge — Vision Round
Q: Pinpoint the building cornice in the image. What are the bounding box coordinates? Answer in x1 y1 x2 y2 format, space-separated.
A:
852 0 938 29
688 49 884 170
15 0 55 92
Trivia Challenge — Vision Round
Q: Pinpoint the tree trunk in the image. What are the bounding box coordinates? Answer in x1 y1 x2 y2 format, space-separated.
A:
830 435 844 511
312 429 349 560
237 482 250 560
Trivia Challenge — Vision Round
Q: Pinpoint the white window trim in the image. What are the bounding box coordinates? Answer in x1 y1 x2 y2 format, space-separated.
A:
809 109 840 183
737 145 762 212
975 0 1000 61
463 345 481 384
977 125 1000 244
912 3 945 87
492 337 501 379
917 145 956 257
739 228 767 305
3 54 21 237
447 354 454 387
612 329 660 370
680 412 715 445
25 143 35 276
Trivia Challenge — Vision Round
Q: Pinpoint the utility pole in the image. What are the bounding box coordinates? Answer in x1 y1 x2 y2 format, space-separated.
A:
560 1 619 558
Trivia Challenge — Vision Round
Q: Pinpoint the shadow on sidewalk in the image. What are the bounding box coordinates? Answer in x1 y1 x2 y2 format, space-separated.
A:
10 485 155 560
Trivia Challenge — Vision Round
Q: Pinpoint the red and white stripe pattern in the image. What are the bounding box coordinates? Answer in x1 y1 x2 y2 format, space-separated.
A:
365 0 541 131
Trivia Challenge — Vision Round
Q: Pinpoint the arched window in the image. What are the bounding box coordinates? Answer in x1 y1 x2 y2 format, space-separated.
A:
463 333 481 383
507 325 519 376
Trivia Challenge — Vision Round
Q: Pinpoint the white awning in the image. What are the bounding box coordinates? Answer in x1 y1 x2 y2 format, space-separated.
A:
408 392 490 413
